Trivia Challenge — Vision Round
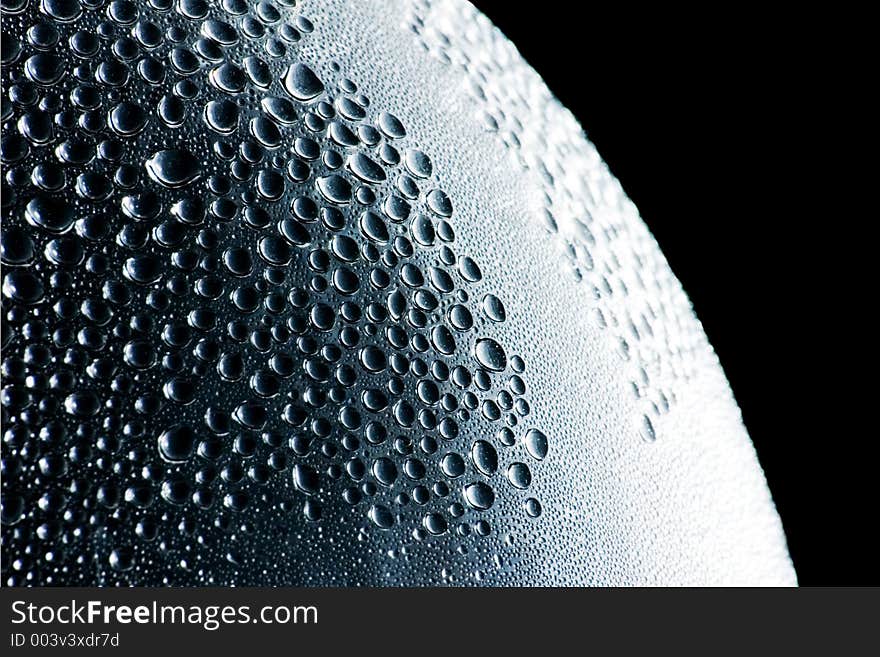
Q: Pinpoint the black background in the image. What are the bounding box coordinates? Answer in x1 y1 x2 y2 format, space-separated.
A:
470 3 872 585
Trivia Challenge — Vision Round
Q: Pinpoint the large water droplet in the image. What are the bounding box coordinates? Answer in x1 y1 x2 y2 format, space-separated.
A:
293 464 319 495
145 149 201 188
25 195 73 233
282 62 324 101
471 440 498 475
474 338 507 371
369 504 394 529
158 425 197 463
464 482 495 510
507 462 532 489
524 429 549 460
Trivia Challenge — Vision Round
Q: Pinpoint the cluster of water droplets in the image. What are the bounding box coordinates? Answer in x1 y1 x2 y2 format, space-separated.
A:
409 0 708 443
0 0 550 585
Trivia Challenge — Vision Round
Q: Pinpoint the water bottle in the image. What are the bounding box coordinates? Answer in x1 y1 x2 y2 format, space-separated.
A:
0 0 795 585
